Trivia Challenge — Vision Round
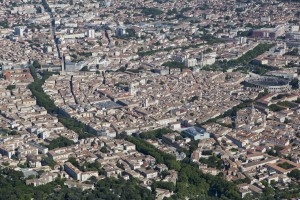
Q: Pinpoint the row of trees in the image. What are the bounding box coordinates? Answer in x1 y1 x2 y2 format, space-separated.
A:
139 128 173 140
268 104 285 112
45 136 75 150
0 128 18 135
162 61 187 69
28 66 95 140
141 8 163 17
228 43 275 66
284 48 299 56
6 85 16 90
28 66 58 113
277 101 298 108
32 60 41 69
41 0 51 12
202 99 254 125
58 117 94 139
203 43 275 73
249 64 279 75
267 99 299 112
202 89 269 126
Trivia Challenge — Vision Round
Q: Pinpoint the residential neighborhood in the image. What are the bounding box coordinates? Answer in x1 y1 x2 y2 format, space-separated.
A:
0 0 300 199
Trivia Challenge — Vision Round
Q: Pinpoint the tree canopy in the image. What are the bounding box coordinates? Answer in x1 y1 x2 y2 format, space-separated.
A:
0 167 154 200
124 135 241 199
45 136 75 150
142 8 163 16
28 66 95 140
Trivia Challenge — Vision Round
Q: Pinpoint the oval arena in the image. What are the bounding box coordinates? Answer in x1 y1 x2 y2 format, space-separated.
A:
244 76 291 92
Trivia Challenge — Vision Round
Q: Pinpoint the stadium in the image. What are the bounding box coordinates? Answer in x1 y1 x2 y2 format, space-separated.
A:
244 76 291 92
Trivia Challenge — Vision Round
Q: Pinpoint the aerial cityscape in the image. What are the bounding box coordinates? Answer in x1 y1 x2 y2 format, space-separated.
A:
0 0 300 199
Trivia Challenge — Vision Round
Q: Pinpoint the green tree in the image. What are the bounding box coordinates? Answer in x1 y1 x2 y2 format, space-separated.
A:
162 61 186 69
288 169 300 180
152 181 175 192
45 136 74 150
100 146 108 153
6 85 16 90
33 60 41 69
290 78 299 89
41 157 57 169
142 8 163 17
80 66 89 71
139 128 173 140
